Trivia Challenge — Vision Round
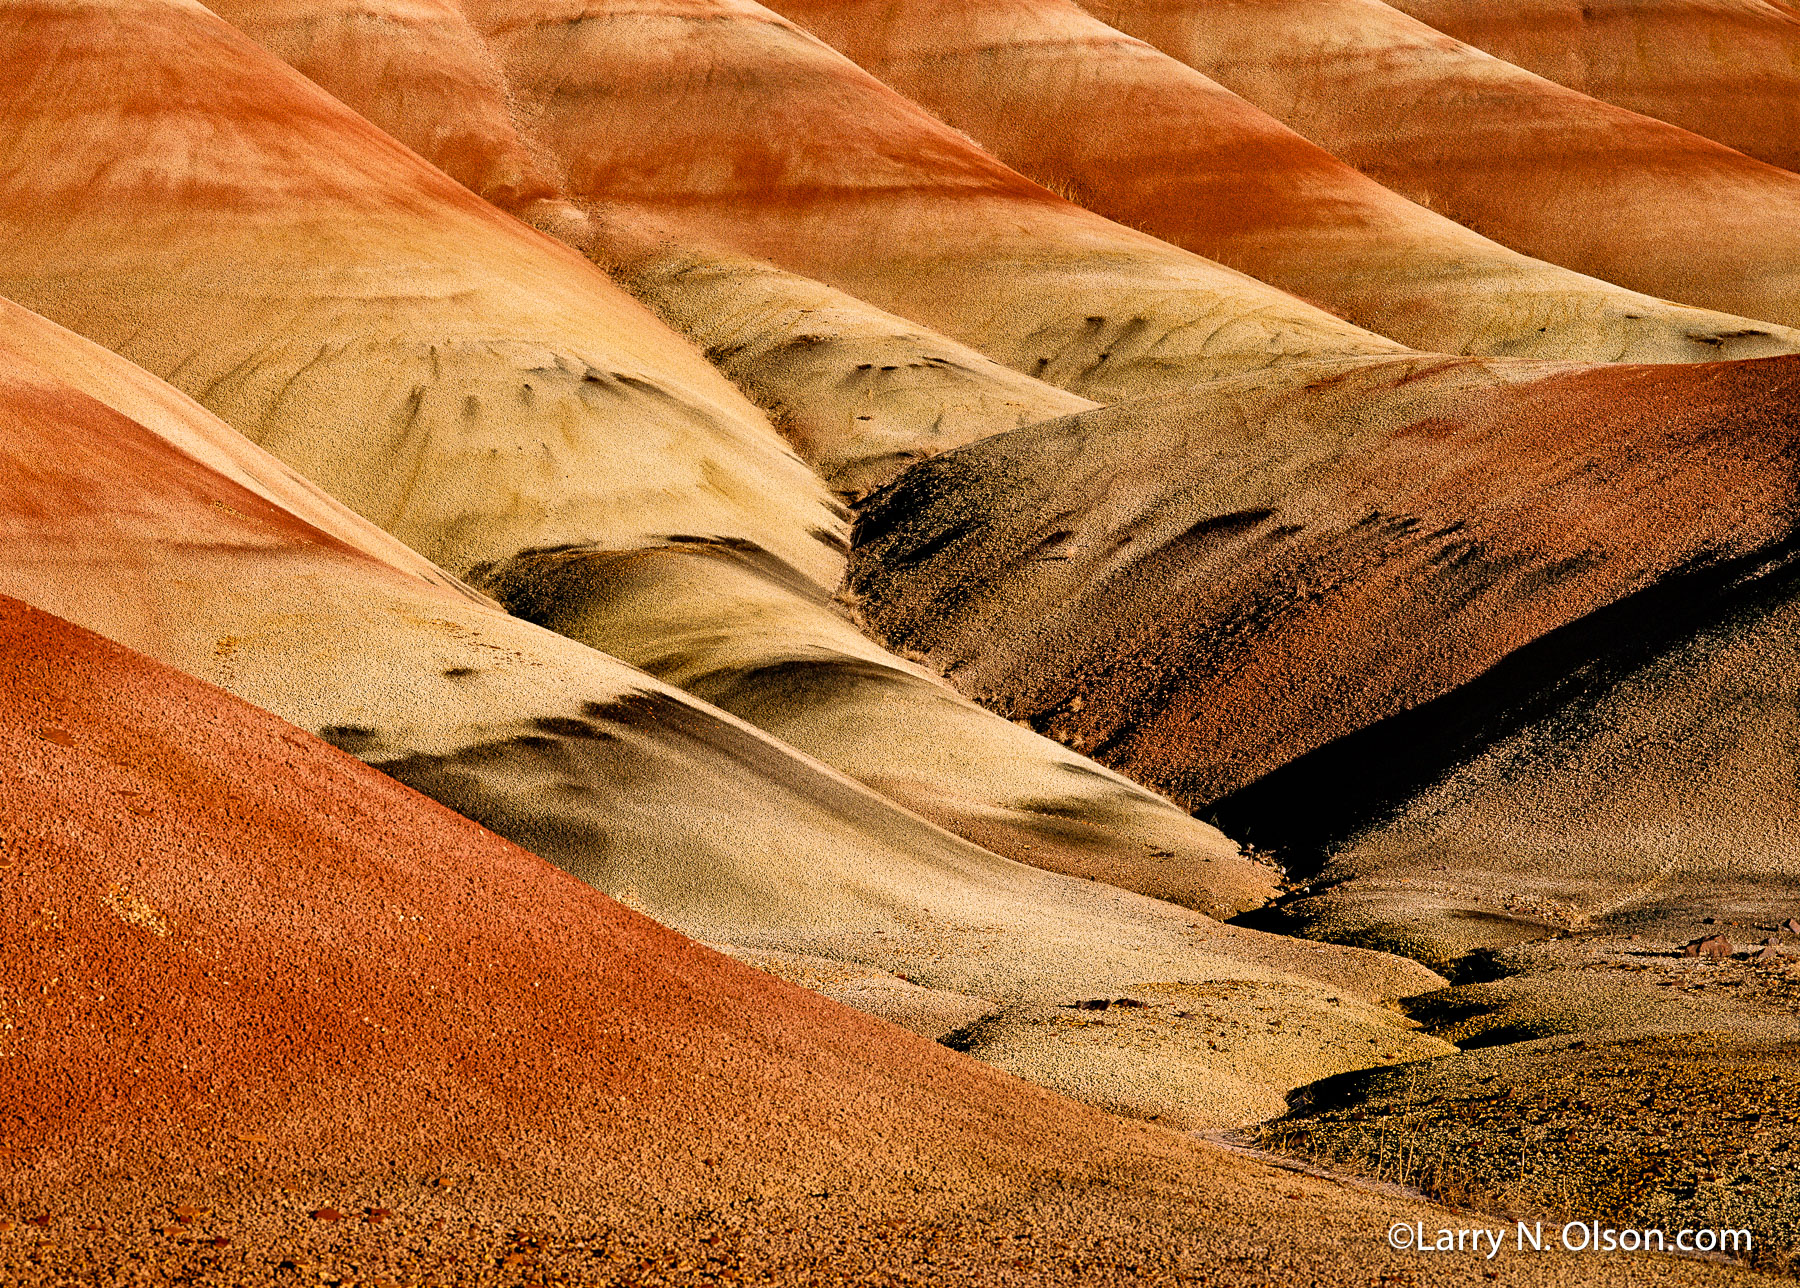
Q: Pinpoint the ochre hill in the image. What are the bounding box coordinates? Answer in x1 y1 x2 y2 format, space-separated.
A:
1390 0 1800 176
0 297 1450 1125
0 595 1517 1287
1088 0 1800 331
203 0 1405 418
850 354 1800 810
0 0 1250 905
770 0 1800 364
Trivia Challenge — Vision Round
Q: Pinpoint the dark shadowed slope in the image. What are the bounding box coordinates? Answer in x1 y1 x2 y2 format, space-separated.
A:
1237 518 1800 969
770 0 1800 364
1088 0 1800 331
0 0 1255 904
850 355 1800 810
1391 0 1800 176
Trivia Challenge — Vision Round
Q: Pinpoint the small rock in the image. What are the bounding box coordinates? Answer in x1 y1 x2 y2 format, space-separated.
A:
1684 935 1734 960
1785 918 1800 935
1063 997 1146 1011
311 1208 342 1223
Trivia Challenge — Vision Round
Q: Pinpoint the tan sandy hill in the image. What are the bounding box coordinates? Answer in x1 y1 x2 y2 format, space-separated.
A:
848 354 1800 810
0 0 1259 909
614 248 1099 496
0 594 1646 1288
204 0 1407 421
1390 0 1800 176
0 295 1454 1126
203 0 1098 496
1086 0 1800 332
768 0 1800 365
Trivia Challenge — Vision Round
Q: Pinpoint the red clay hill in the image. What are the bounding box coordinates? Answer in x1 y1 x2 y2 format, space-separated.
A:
1389 0 1800 176
0 595 1643 1287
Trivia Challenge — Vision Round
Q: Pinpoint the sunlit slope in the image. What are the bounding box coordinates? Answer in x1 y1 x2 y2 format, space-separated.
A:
0 0 1252 905
615 249 1098 496
1391 0 1800 176
0 297 1052 944
7 598 1693 1286
205 0 1094 495
773 0 1799 364
1089 0 1800 331
0 299 1444 1124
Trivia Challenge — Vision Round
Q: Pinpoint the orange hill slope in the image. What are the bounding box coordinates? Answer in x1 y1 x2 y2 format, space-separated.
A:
1088 0 1800 331
201 0 1405 414
0 593 1461 1287
203 0 1099 498
1390 0 1800 176
769 0 1799 364
0 0 1252 902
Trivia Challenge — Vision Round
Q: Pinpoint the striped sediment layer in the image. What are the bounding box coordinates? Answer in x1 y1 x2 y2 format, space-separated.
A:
771 0 1800 364
1389 0 1800 175
0 297 1447 1125
849 353 1800 809
204 0 1406 415
1089 0 1800 331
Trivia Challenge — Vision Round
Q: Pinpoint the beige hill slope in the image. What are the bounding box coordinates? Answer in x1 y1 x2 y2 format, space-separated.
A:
205 0 1406 421
772 0 1800 364
1390 0 1800 176
206 0 1097 496
1089 0 1800 332
615 248 1099 496
0 295 1446 1126
0 0 1255 908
